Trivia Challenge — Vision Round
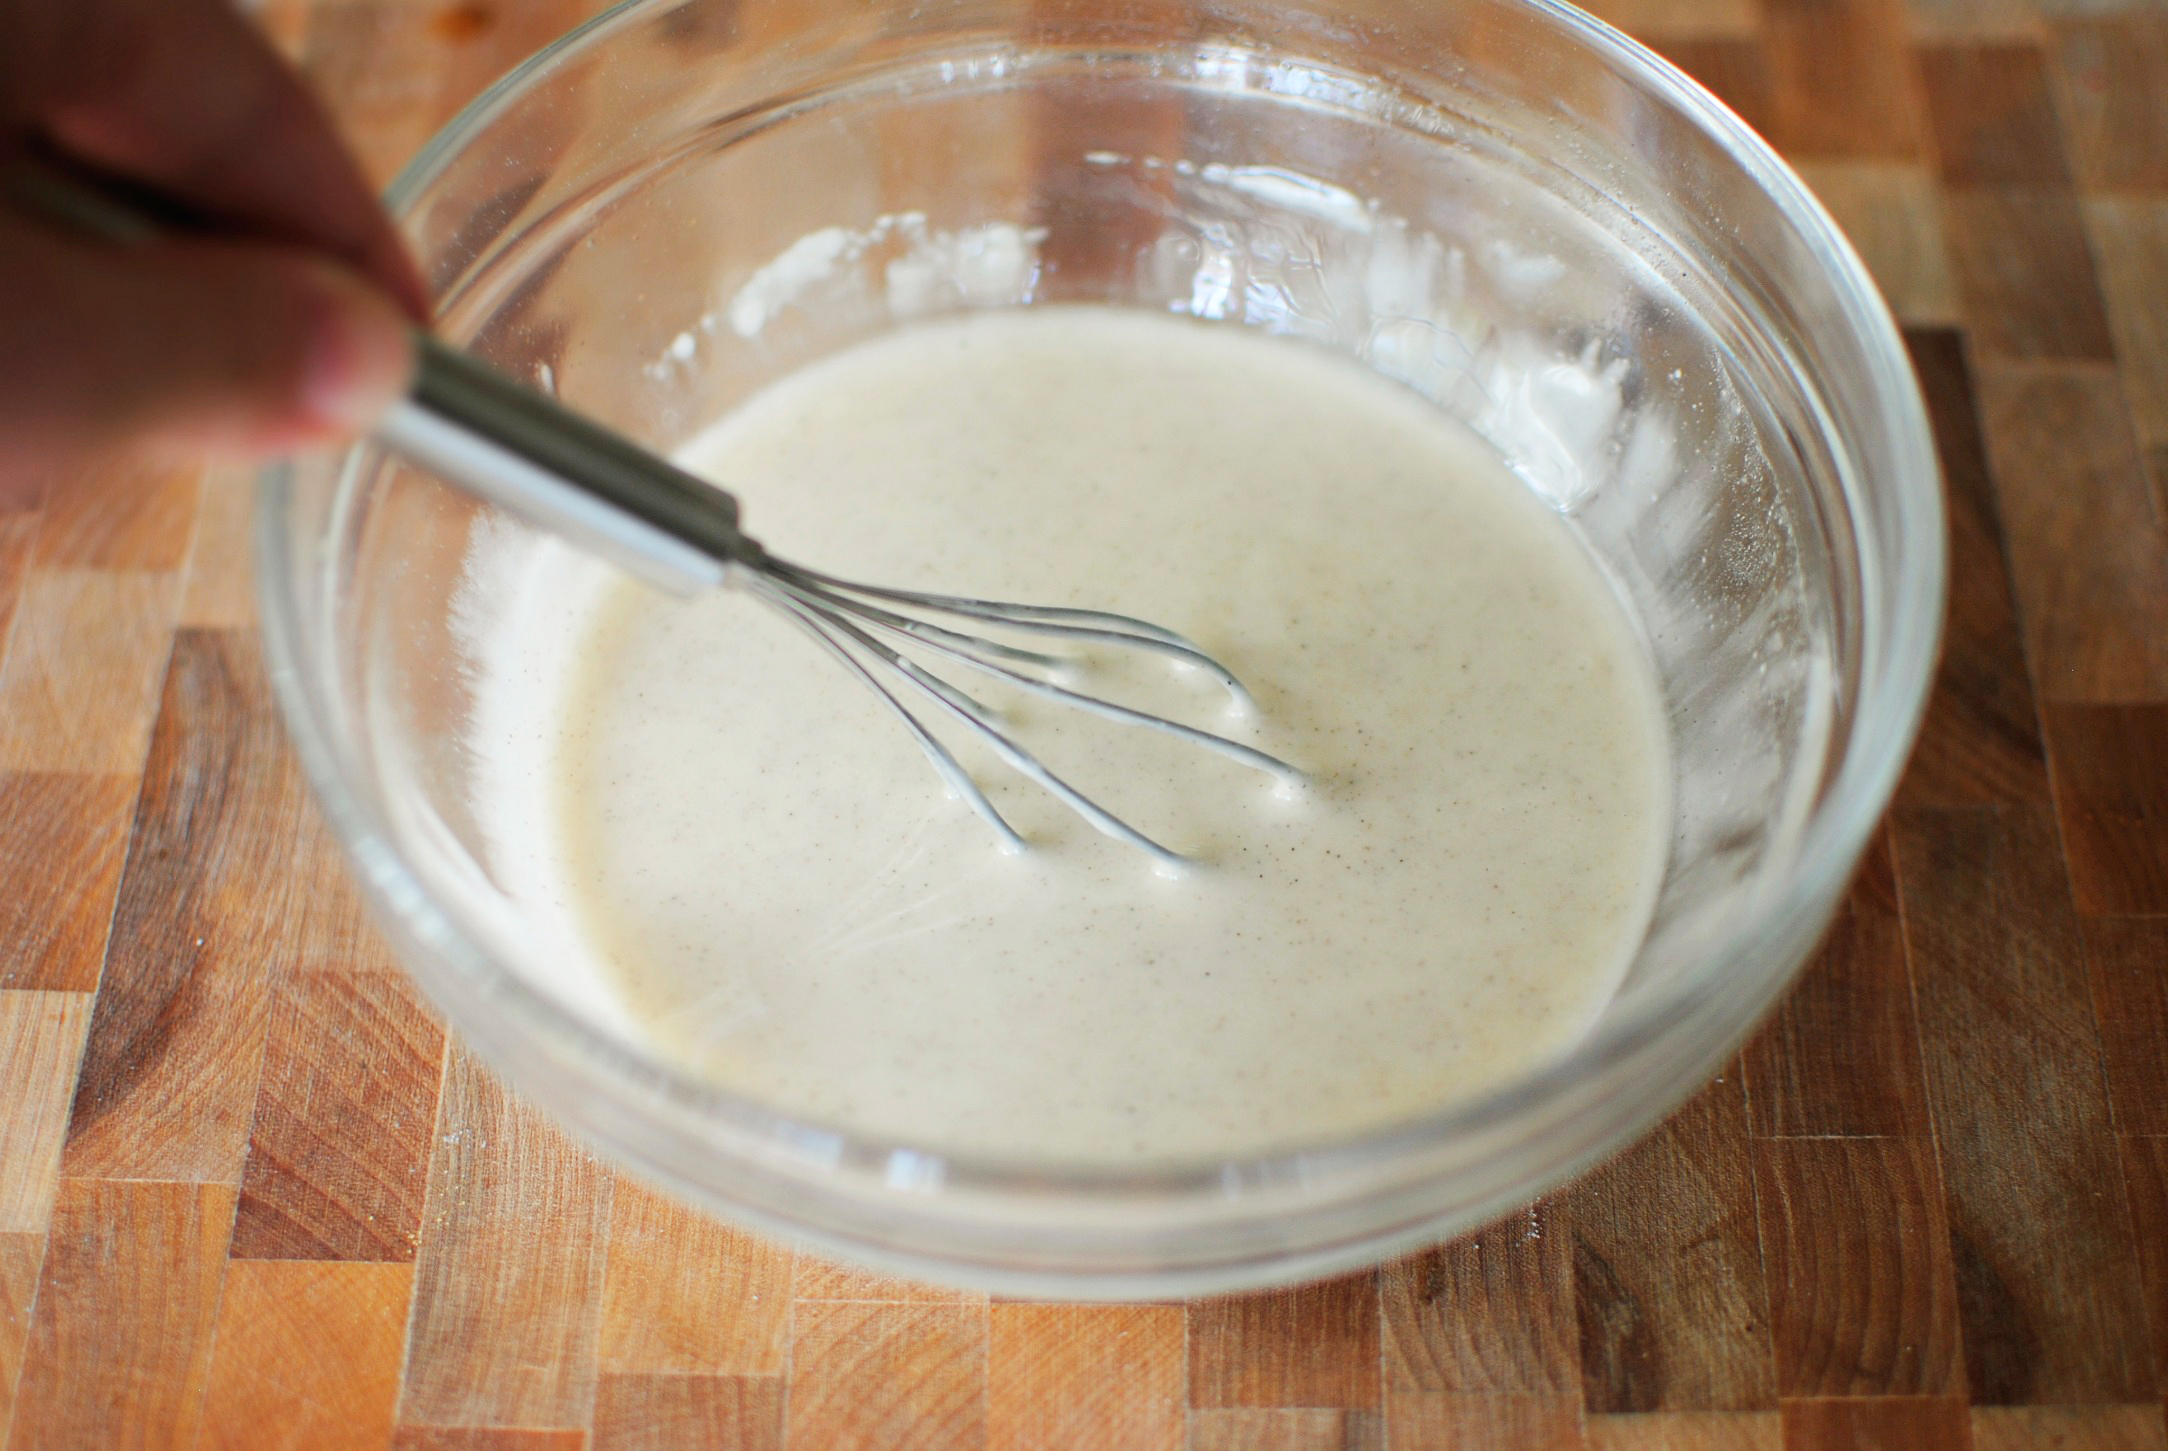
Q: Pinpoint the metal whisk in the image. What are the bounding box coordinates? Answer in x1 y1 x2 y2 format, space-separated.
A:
393 339 1305 868
6 150 1303 869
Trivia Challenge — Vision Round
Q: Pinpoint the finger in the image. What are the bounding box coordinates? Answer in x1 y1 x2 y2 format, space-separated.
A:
0 212 414 492
18 0 429 319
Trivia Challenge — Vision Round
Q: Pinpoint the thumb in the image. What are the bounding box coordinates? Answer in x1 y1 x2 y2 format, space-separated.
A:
0 213 415 476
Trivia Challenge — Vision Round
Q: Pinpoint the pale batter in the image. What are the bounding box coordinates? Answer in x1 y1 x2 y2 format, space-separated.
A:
489 308 1669 1164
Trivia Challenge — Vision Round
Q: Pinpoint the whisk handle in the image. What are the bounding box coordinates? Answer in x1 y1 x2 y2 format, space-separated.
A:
5 144 756 595
382 340 755 593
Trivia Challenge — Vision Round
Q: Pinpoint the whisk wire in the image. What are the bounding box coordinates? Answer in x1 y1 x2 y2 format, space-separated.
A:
766 563 1258 710
770 583 1196 867
781 589 1070 677
751 580 1026 853
767 575 1302 789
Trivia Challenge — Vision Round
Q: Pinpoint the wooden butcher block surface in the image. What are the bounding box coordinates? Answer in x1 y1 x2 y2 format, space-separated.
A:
0 0 2165 1443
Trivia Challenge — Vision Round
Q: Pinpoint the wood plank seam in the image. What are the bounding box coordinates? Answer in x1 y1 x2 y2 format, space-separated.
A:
62 630 314 1185
1878 337 2128 1411
1897 804 2155 1401
386 1025 451 1429
12 1176 240 1448
56 463 249 1160
0 547 30 688
1883 608 2023 1413
1977 358 2168 698
0 776 148 989
2043 779 2146 1147
3 597 173 1005
2011 624 2156 1163
1968 347 2115 711
0 992 95 1235
1738 1074 1793 1415
588 1192 621 1444
61 780 135 1006
178 1211 240 1451
1867 688 1985 1415
2042 708 2168 916
780 1284 797 1451
51 610 170 1000
0 1231 48 1449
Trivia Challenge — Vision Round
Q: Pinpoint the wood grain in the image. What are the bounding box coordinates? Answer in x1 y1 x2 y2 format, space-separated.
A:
1779 1397 1974 1451
785 1301 988 1451
793 1255 983 1305
2045 705 2168 915
0 569 178 775
1792 163 1961 324
1895 329 2053 811
1763 0 1924 157
1384 1394 1587 1451
61 632 303 1184
592 1373 784 1451
1971 1404 2168 1451
1742 832 1933 1138
1186 1408 1384 1451
2084 199 2168 458
1659 40 1777 139
230 968 445 1262
2119 1134 2168 1388
304 0 611 191
428 0 607 138
1583 1413 1783 1450
1903 0 2040 42
1943 193 2118 361
6 1178 234 1451
198 1259 413 1451
1895 805 2153 1402
988 1303 1184 1451
1382 1203 1579 1396
0 994 92 1235
0 1234 42 1448
0 511 39 677
391 1431 588 1451
0 774 140 994
399 1047 612 1432
1976 365 2168 699
31 462 200 573
600 1178 792 1376
1917 43 2074 186
1754 1138 1965 1397
1563 1075 1775 1413
300 3 463 188
1189 1274 1380 1410
1579 0 1762 40
2049 17 2168 194
178 469 256 631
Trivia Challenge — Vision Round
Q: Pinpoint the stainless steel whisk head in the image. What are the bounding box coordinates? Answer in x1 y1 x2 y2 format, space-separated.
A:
746 563 1303 868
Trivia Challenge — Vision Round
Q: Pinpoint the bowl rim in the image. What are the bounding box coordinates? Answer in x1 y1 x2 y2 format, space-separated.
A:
257 0 1947 1209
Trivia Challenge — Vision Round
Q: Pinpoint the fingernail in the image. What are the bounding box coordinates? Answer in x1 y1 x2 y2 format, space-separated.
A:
300 266 418 433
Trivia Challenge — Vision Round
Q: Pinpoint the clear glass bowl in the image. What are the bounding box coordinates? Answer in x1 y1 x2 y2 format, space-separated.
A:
257 0 1943 1295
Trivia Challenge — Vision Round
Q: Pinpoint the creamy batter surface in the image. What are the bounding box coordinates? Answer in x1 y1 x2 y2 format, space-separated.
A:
498 308 1669 1164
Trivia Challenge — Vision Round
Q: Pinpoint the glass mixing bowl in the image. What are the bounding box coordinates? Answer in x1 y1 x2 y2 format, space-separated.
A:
257 0 1943 1295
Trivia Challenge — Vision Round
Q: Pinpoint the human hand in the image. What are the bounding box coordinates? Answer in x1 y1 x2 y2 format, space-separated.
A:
0 0 426 503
